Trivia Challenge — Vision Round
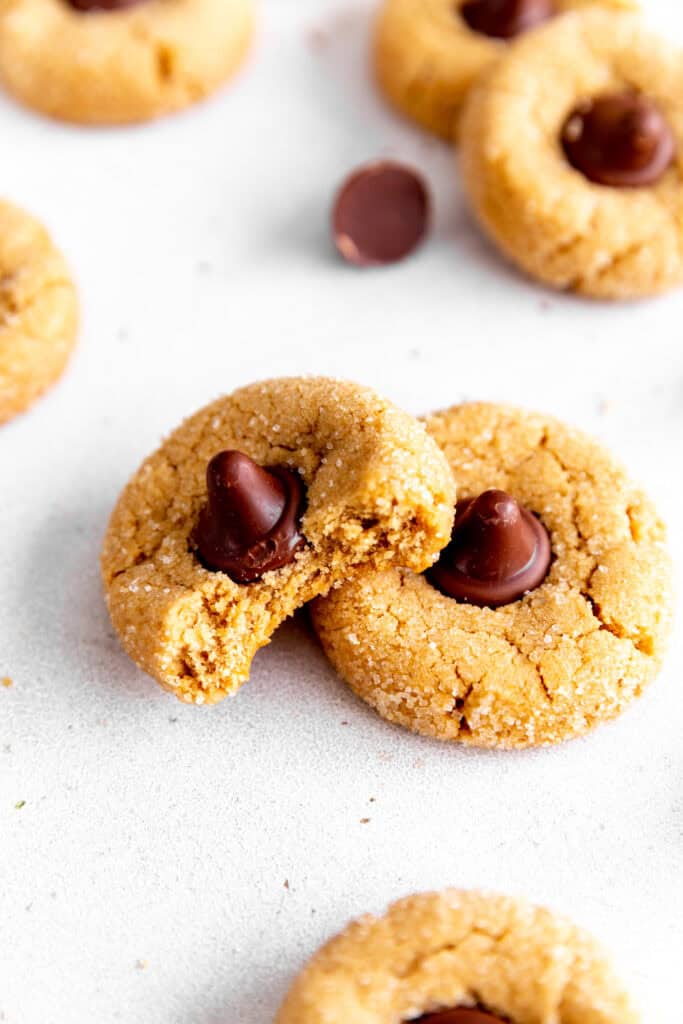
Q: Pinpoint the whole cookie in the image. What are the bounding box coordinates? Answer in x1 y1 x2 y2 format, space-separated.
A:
0 0 255 125
276 889 637 1024
0 201 78 424
460 9 683 298
312 403 673 748
374 0 636 141
101 377 456 705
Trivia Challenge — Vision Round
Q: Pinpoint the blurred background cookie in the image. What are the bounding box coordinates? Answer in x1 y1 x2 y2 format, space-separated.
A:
0 200 78 424
0 0 255 125
276 888 637 1024
460 8 683 298
374 0 637 141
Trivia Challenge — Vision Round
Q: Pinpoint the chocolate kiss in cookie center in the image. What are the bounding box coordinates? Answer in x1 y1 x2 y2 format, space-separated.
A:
460 0 555 40
562 92 675 188
411 1008 507 1024
196 450 305 583
427 489 551 607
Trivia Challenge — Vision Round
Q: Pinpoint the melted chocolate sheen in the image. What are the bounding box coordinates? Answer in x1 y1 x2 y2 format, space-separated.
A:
460 0 555 40
562 92 675 188
427 489 551 607
196 450 305 583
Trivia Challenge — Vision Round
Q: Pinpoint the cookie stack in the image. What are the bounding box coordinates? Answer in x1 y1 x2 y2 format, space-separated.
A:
375 1 683 299
102 377 673 748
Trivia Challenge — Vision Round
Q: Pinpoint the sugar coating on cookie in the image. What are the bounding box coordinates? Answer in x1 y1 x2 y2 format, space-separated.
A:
0 0 255 125
374 0 637 141
312 403 672 748
101 377 456 705
276 888 637 1023
460 9 683 298
0 200 78 425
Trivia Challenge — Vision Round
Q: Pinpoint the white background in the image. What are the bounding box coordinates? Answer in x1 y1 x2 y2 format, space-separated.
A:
1 1 682 1021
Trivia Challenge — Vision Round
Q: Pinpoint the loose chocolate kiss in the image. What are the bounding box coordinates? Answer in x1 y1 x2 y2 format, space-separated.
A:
460 0 555 40
427 489 551 607
562 92 675 188
412 1009 506 1024
332 162 430 267
67 0 147 10
195 450 305 584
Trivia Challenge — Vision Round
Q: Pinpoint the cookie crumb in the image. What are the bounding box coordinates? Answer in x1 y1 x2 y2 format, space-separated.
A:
284 879 290 890
360 817 370 824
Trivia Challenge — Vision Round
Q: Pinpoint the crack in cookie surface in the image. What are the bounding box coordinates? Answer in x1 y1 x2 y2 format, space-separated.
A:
0 0 255 124
460 8 683 298
101 378 456 704
275 889 637 1023
311 403 672 748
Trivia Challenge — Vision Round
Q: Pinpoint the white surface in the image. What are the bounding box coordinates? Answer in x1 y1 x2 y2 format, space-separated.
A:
1 1 682 1021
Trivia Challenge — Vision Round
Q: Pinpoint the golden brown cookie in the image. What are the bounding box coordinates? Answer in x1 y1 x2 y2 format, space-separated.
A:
459 9 683 299
374 0 636 141
0 200 78 425
101 377 456 705
0 0 255 125
276 889 638 1024
311 403 673 749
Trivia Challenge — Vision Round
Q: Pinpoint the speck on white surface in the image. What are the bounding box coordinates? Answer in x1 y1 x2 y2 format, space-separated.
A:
1 2 682 1022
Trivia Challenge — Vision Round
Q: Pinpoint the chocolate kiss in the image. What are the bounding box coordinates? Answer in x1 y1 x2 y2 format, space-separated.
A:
562 92 675 188
427 489 551 607
413 1009 507 1024
196 451 305 583
460 0 555 40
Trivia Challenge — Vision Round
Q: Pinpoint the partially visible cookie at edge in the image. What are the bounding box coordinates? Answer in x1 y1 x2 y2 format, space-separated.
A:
101 377 456 705
311 402 673 748
0 0 255 125
276 888 638 1024
374 0 638 141
0 200 78 425
459 9 683 298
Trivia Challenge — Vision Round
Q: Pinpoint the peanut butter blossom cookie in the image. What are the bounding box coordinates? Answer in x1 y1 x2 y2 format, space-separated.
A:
373 0 636 141
0 0 255 125
460 9 683 298
276 889 637 1024
0 200 78 425
312 402 673 748
101 377 456 704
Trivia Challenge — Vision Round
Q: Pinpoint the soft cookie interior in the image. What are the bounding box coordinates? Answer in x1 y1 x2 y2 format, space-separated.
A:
101 377 456 704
